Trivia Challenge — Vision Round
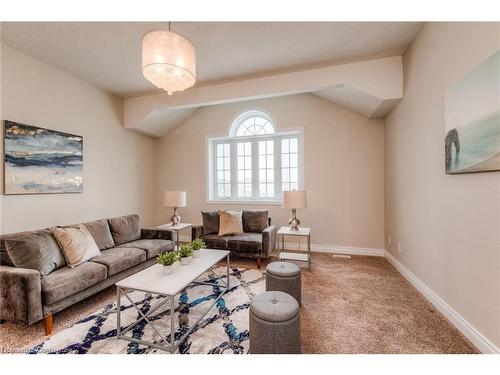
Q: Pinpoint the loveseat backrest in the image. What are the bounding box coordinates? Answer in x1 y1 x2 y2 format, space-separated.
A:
242 210 271 233
201 209 271 234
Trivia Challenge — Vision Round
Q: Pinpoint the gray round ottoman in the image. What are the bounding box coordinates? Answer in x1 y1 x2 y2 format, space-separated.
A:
249 291 301 354
266 261 302 305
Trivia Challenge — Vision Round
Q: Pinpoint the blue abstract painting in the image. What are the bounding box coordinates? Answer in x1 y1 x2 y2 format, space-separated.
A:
3 121 83 194
444 50 500 174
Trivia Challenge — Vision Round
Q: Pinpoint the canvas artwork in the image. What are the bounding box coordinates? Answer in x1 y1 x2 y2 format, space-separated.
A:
3 121 83 194
444 50 500 174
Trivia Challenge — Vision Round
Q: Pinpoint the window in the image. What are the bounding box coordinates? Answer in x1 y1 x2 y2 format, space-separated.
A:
237 142 252 197
259 140 274 197
209 110 302 203
281 138 299 191
216 143 231 198
235 115 275 136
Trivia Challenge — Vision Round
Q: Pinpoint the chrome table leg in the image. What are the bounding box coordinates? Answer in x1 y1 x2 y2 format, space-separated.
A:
116 287 121 337
171 295 175 353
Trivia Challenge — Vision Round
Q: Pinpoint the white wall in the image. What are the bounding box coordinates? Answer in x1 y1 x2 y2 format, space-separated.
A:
0 45 157 233
155 94 385 250
385 22 500 350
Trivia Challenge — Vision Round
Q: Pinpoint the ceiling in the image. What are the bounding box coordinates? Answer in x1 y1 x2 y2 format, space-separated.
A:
1 22 422 98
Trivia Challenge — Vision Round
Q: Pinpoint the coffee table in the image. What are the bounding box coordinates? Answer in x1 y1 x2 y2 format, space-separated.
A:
115 248 230 353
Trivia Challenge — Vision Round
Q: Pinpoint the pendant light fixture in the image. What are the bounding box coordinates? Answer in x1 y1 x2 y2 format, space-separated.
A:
142 22 196 95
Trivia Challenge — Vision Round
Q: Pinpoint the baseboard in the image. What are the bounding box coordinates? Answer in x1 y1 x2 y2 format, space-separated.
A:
384 251 499 354
179 234 384 257
281 242 385 257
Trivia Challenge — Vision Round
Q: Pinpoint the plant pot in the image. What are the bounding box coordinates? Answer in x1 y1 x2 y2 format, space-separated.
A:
192 250 201 258
162 265 174 275
180 256 192 266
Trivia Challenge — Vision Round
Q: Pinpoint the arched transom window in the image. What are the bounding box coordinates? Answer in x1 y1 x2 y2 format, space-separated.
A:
230 111 275 137
209 110 302 202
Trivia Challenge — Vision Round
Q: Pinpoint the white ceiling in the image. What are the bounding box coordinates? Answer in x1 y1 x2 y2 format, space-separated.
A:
1 22 422 98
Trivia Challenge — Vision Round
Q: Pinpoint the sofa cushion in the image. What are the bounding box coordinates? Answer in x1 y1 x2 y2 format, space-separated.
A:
89 247 146 276
82 219 115 250
41 262 107 305
201 210 220 234
202 234 229 250
119 239 174 259
108 214 141 245
202 233 263 252
51 225 101 268
226 233 263 252
242 210 269 233
5 230 66 278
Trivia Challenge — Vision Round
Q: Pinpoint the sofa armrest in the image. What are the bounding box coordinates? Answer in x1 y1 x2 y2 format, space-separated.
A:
192 225 204 240
262 225 277 258
0 265 43 325
140 228 173 241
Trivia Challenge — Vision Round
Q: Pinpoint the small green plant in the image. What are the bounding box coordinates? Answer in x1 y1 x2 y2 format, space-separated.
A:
178 244 193 258
191 238 206 251
156 251 179 266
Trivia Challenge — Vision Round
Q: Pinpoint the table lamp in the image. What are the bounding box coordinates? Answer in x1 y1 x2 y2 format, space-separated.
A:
164 191 186 226
283 190 307 231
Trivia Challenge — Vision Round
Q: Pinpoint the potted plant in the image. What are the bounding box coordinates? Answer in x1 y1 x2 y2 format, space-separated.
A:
178 244 193 265
191 238 206 258
156 251 179 275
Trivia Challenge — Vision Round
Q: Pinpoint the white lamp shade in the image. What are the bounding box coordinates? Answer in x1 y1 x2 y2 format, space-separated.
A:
283 190 307 209
164 191 186 208
142 30 196 95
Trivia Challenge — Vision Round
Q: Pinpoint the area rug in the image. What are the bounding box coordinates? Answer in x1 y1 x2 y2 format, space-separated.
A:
29 267 265 354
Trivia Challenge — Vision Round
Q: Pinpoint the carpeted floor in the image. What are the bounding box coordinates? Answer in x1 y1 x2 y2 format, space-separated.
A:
0 253 478 354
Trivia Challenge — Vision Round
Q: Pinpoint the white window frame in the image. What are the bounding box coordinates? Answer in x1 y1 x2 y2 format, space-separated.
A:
207 116 304 204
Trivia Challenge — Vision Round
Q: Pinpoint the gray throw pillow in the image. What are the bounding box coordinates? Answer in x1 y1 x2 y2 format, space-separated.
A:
82 219 115 250
5 230 66 277
201 210 220 234
108 214 141 245
0 235 15 266
242 210 269 233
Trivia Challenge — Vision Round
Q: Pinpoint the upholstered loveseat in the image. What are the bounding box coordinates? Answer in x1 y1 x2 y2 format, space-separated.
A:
0 214 174 335
192 209 276 268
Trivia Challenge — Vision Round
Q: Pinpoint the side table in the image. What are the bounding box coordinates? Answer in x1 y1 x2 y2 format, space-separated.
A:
156 223 193 249
277 226 311 270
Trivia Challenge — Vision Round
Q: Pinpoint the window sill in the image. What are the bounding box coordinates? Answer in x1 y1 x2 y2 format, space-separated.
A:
207 200 283 206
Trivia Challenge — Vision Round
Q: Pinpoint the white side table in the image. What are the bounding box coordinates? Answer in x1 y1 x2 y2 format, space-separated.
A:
156 223 193 249
277 226 311 270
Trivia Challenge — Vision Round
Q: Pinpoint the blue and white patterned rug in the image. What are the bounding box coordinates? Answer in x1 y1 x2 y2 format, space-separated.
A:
30 267 265 354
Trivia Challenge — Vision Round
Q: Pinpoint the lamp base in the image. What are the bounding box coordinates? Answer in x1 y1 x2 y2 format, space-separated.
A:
288 208 300 231
170 207 181 226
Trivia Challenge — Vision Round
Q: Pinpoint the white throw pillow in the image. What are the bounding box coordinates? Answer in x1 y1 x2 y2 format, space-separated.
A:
51 225 101 268
218 210 244 236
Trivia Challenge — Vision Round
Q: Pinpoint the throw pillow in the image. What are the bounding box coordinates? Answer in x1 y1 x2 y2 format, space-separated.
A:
107 214 141 245
82 219 115 250
242 210 269 233
201 210 220 234
51 225 101 268
5 230 66 277
218 210 244 236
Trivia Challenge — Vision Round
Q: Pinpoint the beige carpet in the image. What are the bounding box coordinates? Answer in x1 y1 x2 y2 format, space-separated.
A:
0 253 478 354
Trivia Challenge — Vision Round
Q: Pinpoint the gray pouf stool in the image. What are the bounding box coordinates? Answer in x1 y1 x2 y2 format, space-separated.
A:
266 261 301 306
249 291 301 354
